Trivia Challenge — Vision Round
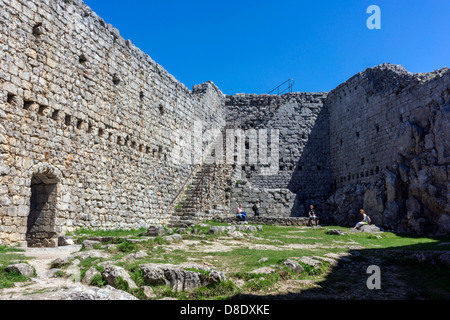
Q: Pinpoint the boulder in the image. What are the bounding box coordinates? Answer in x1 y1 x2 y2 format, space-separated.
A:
250 267 276 274
62 285 138 300
164 234 183 243
350 224 381 233
5 263 35 277
145 226 165 237
51 257 72 268
101 264 137 290
325 229 348 236
121 251 148 261
312 256 338 266
299 257 323 269
228 231 244 238
58 236 75 246
235 225 258 232
283 259 304 273
208 226 228 235
139 263 226 292
142 286 156 299
82 240 100 250
176 228 187 234
82 266 101 285
72 250 109 262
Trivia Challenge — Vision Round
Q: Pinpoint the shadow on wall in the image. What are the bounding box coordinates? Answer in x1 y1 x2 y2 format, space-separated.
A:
229 232 450 300
287 105 332 220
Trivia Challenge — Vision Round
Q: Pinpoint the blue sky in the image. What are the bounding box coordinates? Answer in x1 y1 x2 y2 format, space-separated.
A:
83 0 450 95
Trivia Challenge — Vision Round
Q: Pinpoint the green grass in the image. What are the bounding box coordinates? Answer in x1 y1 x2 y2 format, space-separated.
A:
54 270 67 278
116 241 139 253
78 257 105 280
0 269 30 289
90 273 107 287
0 245 33 289
2 222 449 300
68 227 147 238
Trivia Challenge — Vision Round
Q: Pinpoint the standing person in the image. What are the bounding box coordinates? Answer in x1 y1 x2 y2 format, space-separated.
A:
252 199 260 217
236 203 247 222
308 204 319 226
354 209 370 229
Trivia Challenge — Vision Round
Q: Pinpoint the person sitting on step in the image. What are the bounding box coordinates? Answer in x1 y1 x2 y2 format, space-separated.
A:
236 203 247 222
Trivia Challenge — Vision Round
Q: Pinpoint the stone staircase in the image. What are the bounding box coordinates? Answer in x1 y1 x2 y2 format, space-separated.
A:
169 131 234 227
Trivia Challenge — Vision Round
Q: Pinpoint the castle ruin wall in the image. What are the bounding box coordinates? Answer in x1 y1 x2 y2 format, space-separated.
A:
0 0 225 245
225 92 331 217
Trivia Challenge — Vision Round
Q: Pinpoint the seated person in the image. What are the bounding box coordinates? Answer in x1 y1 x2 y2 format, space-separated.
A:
236 203 247 222
308 205 319 226
355 209 370 229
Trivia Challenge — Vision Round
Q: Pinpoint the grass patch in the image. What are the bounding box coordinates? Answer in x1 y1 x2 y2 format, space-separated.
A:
0 268 30 289
69 228 147 238
189 280 239 300
90 273 107 287
78 257 104 280
0 245 33 289
54 270 67 278
232 271 281 292
116 241 138 253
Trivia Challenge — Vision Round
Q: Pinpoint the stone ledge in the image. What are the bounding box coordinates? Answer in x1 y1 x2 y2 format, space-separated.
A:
214 216 310 226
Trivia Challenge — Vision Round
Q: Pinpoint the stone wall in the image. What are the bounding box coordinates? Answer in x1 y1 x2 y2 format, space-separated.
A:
0 1 448 246
225 93 331 218
215 216 310 226
327 64 450 235
0 0 225 245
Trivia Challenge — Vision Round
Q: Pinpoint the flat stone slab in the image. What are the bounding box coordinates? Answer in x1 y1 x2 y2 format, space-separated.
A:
249 267 277 274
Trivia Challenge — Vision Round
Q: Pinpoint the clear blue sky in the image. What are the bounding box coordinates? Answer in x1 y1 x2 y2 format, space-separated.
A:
83 0 449 95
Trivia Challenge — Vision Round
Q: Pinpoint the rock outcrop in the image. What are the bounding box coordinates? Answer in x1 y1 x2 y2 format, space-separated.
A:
139 263 226 292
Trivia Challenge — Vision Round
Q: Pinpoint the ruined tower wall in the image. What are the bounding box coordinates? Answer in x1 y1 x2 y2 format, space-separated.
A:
329 64 449 188
0 0 225 245
225 93 331 217
327 64 450 234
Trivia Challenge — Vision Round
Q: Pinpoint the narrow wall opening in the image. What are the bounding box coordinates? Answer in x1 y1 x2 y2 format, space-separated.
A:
26 174 58 247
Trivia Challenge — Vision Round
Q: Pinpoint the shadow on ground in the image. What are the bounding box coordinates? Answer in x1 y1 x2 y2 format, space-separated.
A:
230 232 450 300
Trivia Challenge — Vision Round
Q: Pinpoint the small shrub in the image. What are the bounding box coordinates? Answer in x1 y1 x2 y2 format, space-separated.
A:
130 268 146 287
114 276 129 292
117 241 138 253
90 273 107 287
54 270 67 278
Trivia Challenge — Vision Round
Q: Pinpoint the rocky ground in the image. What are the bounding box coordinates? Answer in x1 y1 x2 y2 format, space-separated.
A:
0 245 139 300
1 223 449 300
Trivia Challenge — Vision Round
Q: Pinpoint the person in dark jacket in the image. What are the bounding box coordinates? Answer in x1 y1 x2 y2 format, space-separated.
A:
252 199 260 217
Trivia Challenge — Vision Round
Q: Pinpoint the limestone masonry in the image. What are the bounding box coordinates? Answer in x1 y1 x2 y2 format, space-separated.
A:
0 0 449 246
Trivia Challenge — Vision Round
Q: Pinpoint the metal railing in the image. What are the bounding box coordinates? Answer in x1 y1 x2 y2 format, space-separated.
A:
268 79 295 95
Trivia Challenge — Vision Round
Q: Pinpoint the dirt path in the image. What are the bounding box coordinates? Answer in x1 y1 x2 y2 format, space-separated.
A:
0 245 84 300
